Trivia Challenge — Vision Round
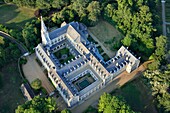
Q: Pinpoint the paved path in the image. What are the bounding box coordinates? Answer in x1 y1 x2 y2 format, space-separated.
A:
88 30 115 58
71 60 153 113
0 31 28 54
22 54 55 94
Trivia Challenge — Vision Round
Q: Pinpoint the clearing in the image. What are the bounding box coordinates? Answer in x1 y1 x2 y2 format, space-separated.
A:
88 20 123 56
111 77 157 113
0 4 35 29
0 62 25 113
53 47 75 64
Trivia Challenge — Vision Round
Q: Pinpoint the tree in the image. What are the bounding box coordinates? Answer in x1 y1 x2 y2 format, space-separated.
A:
121 35 132 47
104 0 155 56
36 0 51 10
154 35 167 61
31 78 42 90
51 0 69 9
98 93 135 113
87 1 101 24
22 23 38 50
61 109 71 113
15 96 56 113
144 68 170 112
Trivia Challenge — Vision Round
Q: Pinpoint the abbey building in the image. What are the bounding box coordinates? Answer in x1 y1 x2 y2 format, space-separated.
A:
35 17 140 107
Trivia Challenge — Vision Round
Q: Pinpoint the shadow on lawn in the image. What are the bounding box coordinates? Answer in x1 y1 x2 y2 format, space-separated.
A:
0 4 19 24
6 17 35 29
0 4 36 30
111 76 158 113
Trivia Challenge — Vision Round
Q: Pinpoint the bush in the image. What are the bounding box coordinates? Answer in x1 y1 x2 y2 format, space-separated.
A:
31 78 42 90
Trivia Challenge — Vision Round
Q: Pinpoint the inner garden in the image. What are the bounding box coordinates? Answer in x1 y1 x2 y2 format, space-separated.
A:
53 47 75 64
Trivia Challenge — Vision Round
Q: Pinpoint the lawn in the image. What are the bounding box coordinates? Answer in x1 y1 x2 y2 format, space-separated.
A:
111 77 157 113
88 20 123 53
0 62 25 113
53 48 75 64
0 36 4 44
0 4 35 29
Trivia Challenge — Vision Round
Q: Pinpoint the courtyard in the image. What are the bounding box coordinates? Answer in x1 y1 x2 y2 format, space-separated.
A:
73 73 95 91
53 47 75 64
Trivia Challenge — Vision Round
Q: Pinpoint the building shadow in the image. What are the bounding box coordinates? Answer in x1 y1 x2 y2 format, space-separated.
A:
0 4 19 24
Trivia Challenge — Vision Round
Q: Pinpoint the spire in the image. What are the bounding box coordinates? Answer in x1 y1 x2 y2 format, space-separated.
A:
40 16 50 46
41 16 47 33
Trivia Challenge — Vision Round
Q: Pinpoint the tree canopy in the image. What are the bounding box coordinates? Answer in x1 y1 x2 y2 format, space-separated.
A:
15 96 56 113
144 67 170 112
98 93 135 113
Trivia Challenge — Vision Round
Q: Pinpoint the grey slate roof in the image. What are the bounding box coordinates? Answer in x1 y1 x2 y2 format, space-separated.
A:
49 25 68 40
48 22 88 42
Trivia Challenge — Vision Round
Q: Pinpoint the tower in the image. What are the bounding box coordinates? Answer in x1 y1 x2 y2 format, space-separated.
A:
41 16 51 46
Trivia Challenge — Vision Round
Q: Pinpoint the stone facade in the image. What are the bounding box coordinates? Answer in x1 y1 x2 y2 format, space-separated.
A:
35 17 140 107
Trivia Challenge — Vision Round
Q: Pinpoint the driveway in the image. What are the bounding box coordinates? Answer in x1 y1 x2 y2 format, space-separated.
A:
22 53 55 94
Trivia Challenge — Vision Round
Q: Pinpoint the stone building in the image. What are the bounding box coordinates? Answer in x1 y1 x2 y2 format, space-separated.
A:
20 83 35 101
35 17 140 107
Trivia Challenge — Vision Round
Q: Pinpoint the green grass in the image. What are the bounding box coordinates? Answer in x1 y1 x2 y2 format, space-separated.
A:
88 20 123 53
0 36 4 44
53 48 75 64
0 62 25 113
0 4 35 29
111 77 157 113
